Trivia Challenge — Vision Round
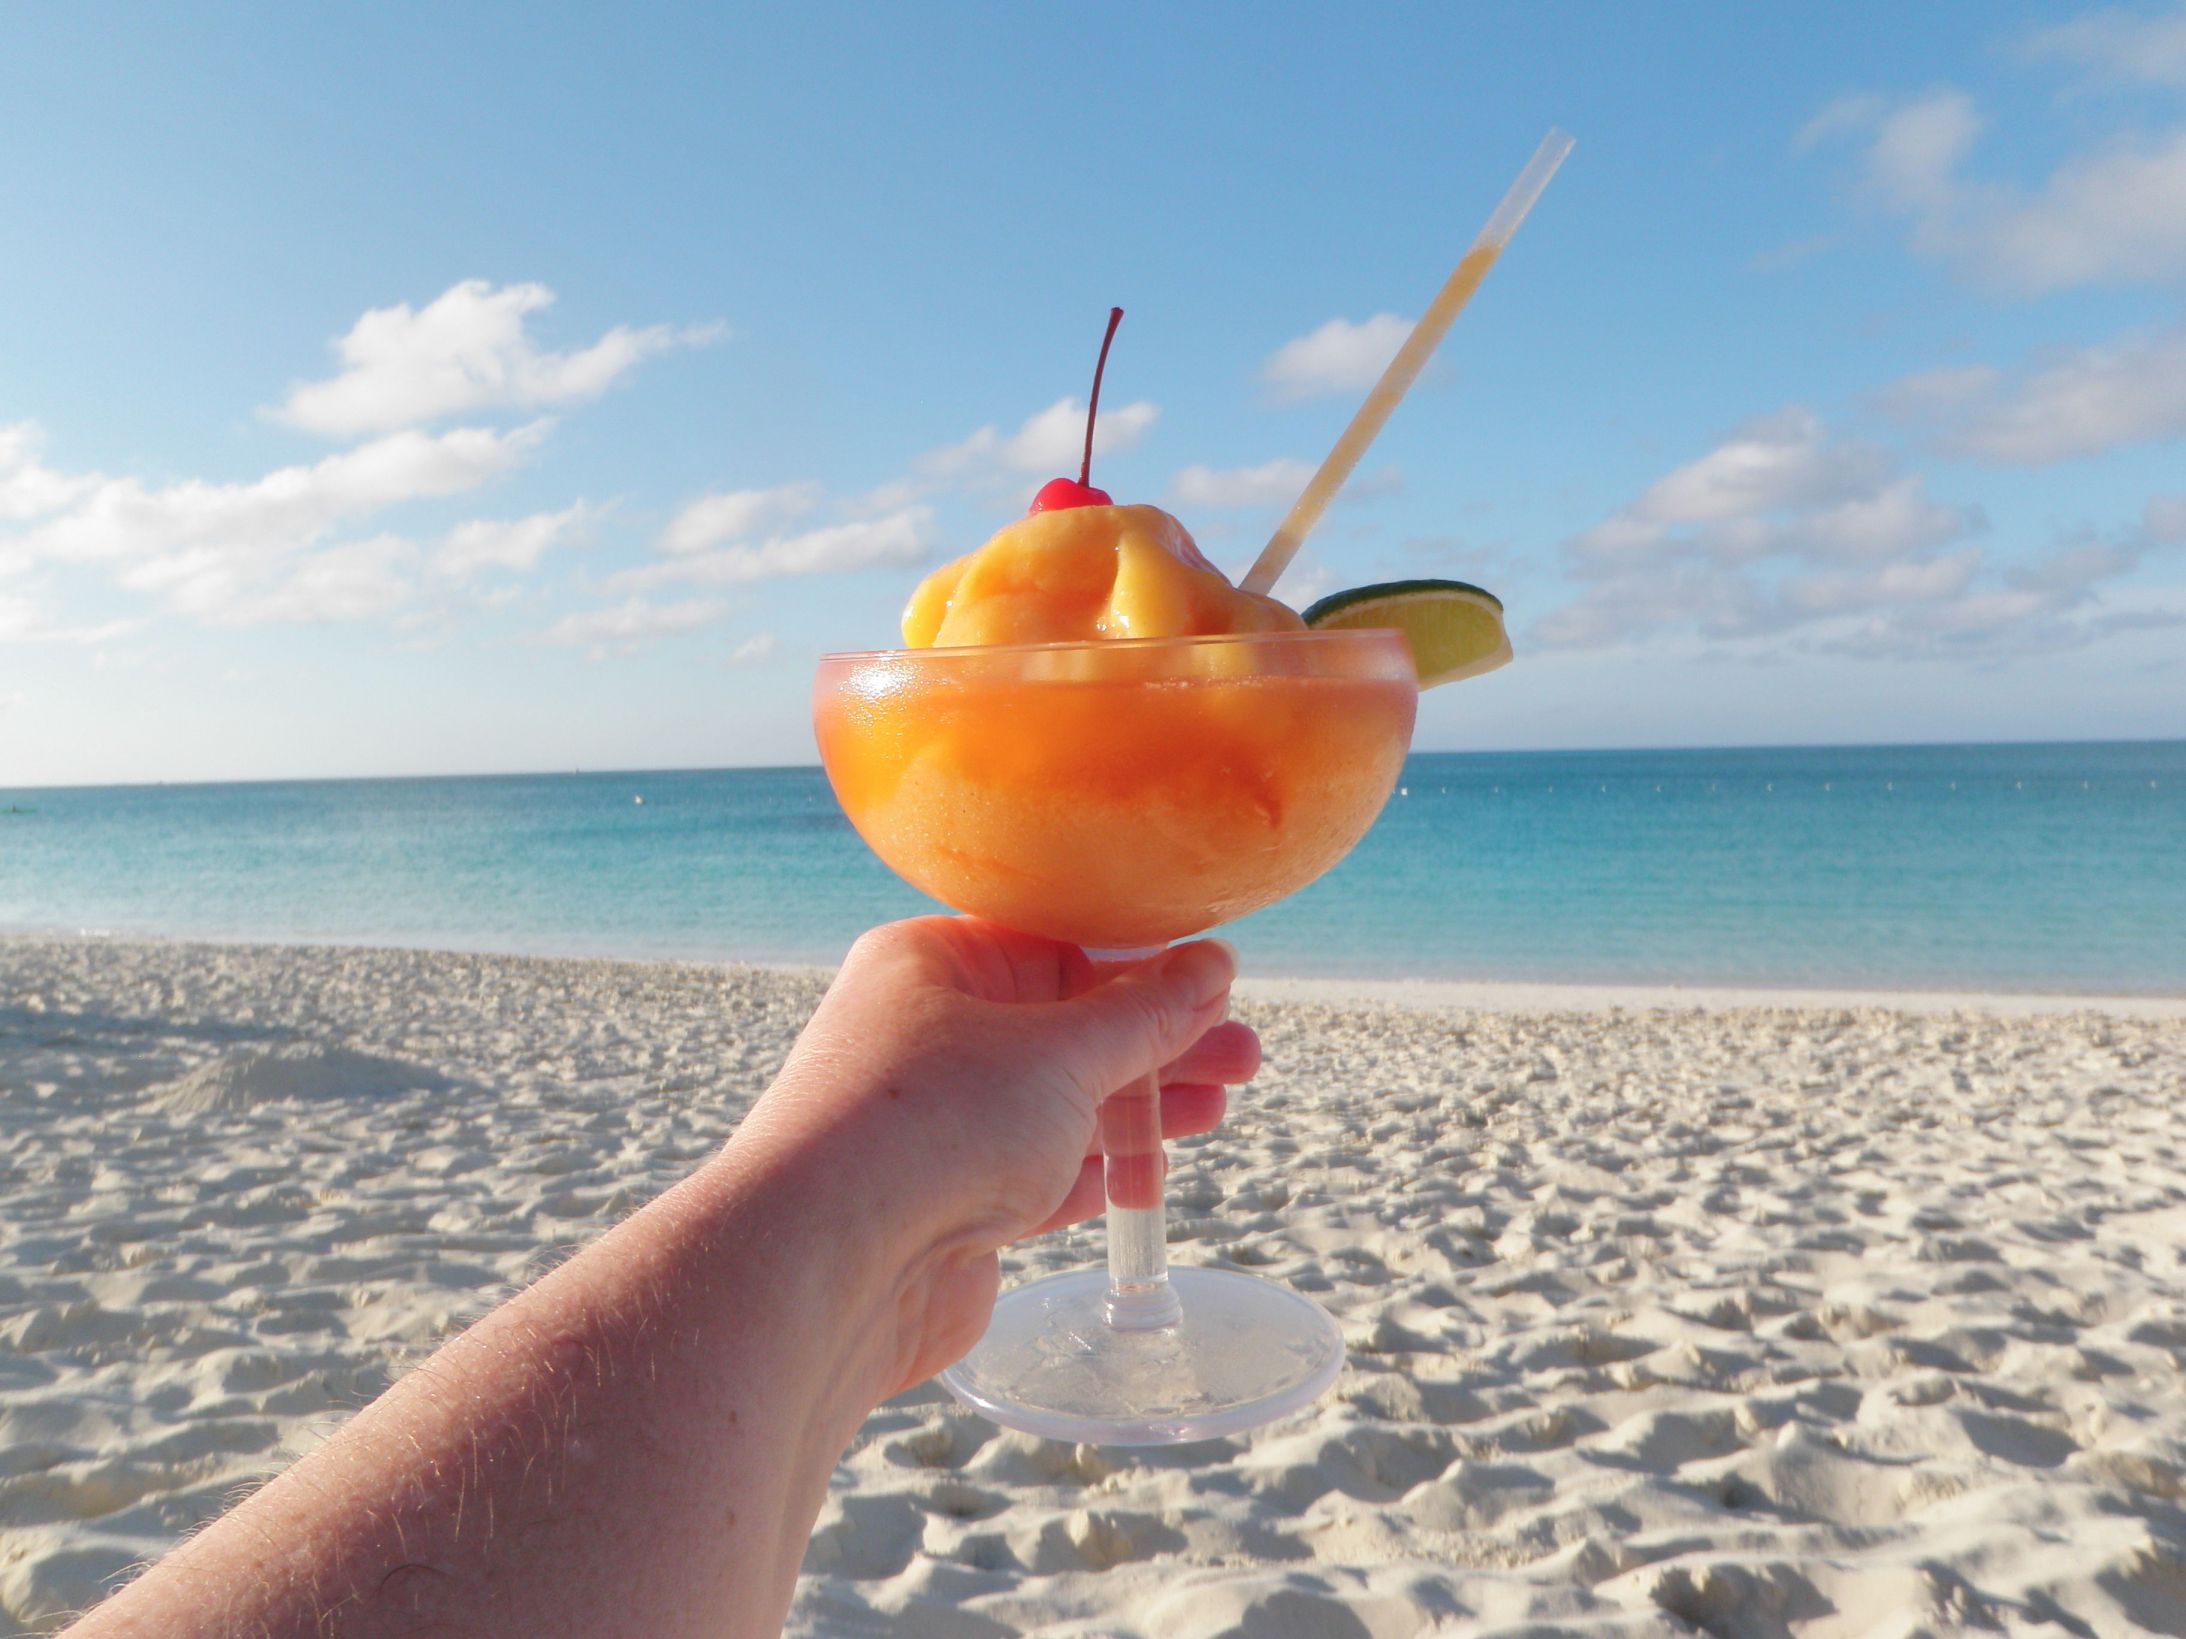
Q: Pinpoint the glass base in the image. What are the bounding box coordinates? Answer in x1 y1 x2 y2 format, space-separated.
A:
938 1266 1346 1445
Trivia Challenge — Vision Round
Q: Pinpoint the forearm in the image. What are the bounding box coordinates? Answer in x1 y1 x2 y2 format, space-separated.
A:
72 1135 892 1639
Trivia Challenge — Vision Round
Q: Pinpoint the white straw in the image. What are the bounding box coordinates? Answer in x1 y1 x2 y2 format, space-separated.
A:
1240 128 1574 598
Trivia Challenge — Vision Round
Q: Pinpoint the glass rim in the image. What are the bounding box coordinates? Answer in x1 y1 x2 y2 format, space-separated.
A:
817 627 1409 665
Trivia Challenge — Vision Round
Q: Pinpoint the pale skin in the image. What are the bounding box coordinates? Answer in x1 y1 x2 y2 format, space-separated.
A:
66 918 1252 1639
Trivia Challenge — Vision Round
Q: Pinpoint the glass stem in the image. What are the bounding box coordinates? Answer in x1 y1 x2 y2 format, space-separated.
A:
1101 1063 1182 1330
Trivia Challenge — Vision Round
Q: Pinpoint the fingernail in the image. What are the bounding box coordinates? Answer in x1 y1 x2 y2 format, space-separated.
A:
1163 939 1237 1008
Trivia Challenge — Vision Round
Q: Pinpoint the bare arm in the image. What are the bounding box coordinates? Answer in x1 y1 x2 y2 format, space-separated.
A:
67 922 1242 1638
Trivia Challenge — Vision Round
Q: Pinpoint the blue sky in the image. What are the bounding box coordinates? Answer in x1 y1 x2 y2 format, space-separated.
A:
4 1 2184 785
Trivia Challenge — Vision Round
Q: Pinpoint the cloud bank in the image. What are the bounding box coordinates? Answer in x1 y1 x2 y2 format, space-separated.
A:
275 281 723 437
0 281 731 638
1807 86 2186 293
1260 314 1412 402
1878 317 2186 464
1540 405 2178 660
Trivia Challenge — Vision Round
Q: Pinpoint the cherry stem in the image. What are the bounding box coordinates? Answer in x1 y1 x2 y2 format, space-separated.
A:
1081 306 1124 489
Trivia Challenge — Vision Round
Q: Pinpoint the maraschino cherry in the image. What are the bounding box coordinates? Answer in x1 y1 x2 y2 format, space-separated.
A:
1029 306 1125 514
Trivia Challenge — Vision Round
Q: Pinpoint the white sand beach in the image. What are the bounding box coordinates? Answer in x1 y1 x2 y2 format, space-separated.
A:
3 934 2184 1636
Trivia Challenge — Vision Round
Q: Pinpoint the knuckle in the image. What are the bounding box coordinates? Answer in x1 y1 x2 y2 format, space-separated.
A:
843 923 900 967
1120 973 1187 1043
844 917 936 970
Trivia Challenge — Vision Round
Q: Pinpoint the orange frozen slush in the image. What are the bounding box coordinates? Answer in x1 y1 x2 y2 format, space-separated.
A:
815 504 1417 949
813 500 1407 944
815 647 1413 948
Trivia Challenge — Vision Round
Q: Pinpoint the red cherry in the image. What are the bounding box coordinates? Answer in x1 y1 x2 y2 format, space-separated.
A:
1029 476 1112 513
1028 306 1125 515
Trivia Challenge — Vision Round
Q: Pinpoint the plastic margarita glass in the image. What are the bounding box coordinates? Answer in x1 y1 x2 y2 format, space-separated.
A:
814 629 1418 1442
811 130 1567 1440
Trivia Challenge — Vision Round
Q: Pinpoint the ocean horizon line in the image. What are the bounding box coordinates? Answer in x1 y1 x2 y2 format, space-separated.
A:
6 732 2181 796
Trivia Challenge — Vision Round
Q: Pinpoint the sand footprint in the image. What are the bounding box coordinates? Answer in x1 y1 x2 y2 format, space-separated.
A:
1137 1569 1443 1639
1241 1422 1456 1509
880 1416 993 1472
917 1479 1008 1522
1627 1556 1820 1634
800 1494 927 1580
1401 1457 1553 1530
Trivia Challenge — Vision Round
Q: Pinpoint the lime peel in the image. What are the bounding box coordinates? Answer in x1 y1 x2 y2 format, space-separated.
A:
1300 579 1513 688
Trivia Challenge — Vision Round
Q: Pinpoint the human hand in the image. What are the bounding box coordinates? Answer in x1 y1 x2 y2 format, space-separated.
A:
736 917 1252 1398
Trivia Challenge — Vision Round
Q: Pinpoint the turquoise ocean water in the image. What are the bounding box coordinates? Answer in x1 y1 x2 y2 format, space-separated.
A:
3 742 2182 993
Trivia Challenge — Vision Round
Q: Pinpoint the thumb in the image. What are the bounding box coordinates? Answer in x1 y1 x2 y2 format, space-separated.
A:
1035 940 1238 1101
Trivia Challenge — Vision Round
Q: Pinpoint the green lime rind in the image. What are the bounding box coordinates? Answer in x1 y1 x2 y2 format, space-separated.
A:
1300 577 1512 688
1300 578 1503 623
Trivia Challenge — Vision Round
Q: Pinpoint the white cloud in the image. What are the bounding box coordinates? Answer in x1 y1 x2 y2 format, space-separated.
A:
920 398 1159 485
15 421 547 572
1 420 547 629
1870 365 2000 422
728 630 778 667
1783 477 1974 560
913 431 993 483
661 482 823 555
1535 564 1771 651
539 595 727 657
1546 408 2179 661
1167 457 1401 512
0 423 97 523
843 476 927 518
1616 407 1896 530
2023 6 2186 89
1568 409 1970 574
1260 314 1411 402
1816 532 2186 659
1864 90 1985 211
617 507 933 591
1540 407 1992 652
0 599 149 644
213 534 419 627
1794 93 1888 153
1808 87 2186 292
274 281 723 437
1978 131 2186 290
0 598 143 646
2010 536 2144 594
1781 548 1983 617
1169 459 1314 509
1747 232 1849 275
2 286 701 640
1878 315 2186 464
435 503 597 580
1003 398 1158 474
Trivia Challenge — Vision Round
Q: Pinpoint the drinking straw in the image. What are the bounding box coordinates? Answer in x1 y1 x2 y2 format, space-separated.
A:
1239 128 1574 598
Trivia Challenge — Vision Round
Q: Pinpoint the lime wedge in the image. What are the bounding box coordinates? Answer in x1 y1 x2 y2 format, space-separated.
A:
1300 579 1512 687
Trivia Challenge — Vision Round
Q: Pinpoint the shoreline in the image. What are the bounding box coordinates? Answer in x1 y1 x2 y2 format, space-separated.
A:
8 927 2183 1019
1235 972 2186 1018
5 733 2181 794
